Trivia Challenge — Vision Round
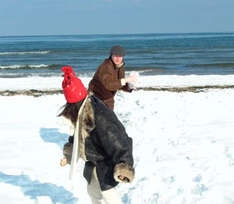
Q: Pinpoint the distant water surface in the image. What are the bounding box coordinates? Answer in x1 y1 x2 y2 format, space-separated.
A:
0 32 234 78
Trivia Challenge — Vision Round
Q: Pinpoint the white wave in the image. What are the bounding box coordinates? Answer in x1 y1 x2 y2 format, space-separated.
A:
0 51 50 55
0 64 49 69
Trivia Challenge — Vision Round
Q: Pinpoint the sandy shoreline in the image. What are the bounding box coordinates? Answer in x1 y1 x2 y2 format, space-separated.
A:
1 85 234 97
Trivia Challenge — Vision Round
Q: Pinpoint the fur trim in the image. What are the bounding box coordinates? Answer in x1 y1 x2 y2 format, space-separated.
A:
79 95 95 161
63 142 73 164
114 163 135 183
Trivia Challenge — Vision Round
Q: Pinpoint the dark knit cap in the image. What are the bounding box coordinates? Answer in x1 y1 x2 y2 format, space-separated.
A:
110 45 126 57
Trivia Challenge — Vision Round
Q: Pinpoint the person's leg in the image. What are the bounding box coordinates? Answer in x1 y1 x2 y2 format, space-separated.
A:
102 188 122 204
87 167 122 204
87 168 105 204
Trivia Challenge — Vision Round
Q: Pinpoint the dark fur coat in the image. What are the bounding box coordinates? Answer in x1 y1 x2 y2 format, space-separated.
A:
63 94 134 191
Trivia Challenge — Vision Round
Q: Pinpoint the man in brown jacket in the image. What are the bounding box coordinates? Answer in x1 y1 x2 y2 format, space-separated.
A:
88 45 137 110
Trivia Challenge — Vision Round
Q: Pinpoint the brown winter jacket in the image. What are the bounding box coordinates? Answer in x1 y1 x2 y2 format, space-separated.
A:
88 58 132 110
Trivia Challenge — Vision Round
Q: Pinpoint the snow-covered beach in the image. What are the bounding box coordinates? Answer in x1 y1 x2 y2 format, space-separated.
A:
2 74 234 91
0 74 234 204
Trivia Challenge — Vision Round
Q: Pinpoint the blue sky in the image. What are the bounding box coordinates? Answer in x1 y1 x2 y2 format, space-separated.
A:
0 0 234 36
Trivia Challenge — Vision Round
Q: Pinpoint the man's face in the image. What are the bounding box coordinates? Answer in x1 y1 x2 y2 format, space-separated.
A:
111 55 123 65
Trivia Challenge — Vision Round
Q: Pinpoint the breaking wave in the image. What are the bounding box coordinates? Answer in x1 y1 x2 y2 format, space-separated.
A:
0 51 50 55
0 64 61 70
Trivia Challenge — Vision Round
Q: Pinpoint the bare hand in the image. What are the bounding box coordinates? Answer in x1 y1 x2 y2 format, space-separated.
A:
60 157 67 167
118 175 130 182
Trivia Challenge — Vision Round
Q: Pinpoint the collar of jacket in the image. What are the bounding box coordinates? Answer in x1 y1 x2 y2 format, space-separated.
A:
69 92 95 179
76 92 95 161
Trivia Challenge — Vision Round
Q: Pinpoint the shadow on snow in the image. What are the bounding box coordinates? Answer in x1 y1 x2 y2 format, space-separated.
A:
0 172 77 204
40 128 68 149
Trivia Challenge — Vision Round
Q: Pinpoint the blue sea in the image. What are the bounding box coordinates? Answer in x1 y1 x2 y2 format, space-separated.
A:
1 32 234 78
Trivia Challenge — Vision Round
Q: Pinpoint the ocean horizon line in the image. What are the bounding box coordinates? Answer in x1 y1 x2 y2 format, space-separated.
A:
1 31 234 38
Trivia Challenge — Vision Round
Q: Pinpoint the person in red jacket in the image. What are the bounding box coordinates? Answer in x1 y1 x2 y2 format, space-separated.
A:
59 66 135 204
88 45 137 110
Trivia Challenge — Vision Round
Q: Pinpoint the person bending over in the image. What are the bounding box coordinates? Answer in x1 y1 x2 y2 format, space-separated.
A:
59 66 135 204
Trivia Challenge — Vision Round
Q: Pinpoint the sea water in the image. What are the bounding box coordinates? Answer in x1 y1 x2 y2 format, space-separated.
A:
1 32 234 79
